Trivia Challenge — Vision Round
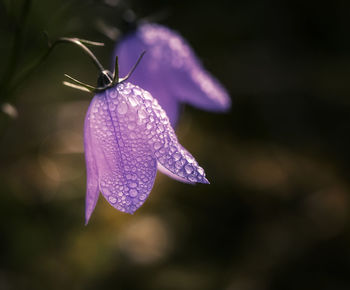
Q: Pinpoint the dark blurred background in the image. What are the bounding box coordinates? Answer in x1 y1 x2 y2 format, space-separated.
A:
1 0 350 289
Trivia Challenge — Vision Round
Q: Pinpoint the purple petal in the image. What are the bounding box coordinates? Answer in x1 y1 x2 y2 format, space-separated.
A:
86 85 158 214
84 81 209 220
168 60 231 112
84 101 100 225
157 163 194 184
139 89 210 184
115 32 180 126
114 23 231 125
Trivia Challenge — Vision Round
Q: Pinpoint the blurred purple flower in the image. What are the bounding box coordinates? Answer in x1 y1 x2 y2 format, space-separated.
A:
114 23 231 126
84 81 209 224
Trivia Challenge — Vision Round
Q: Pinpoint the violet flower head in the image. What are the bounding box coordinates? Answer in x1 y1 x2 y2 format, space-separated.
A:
114 23 231 126
85 82 209 224
52 37 209 225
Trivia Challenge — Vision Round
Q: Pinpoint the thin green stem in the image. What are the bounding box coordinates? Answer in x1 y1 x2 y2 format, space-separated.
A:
48 37 105 72
113 55 119 83
7 37 105 95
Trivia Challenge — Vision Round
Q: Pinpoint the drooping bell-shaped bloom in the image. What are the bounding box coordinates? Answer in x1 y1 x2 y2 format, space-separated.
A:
114 23 231 126
84 81 209 224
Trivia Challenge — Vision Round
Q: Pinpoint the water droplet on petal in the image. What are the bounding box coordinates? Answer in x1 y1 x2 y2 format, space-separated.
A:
173 152 181 161
185 164 193 174
110 91 117 98
139 194 147 200
154 142 162 150
128 122 136 130
124 88 131 95
128 182 138 188
109 196 117 203
160 110 166 119
143 91 152 101
133 87 142 96
138 109 147 119
197 167 204 175
177 171 185 177
129 96 138 107
129 189 138 197
117 102 128 114
188 175 197 182
185 154 194 163
175 161 183 169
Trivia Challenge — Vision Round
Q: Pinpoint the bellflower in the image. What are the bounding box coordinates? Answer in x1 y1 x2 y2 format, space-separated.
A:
51 37 209 224
114 23 231 126
84 82 209 224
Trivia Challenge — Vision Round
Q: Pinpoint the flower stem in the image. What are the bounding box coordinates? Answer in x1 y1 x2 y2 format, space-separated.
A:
7 36 106 96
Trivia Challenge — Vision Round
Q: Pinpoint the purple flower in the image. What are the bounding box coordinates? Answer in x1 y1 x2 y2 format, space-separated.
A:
114 23 231 126
51 37 209 224
84 81 209 224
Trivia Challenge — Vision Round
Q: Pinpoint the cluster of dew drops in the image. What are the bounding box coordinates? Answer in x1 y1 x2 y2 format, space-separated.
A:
88 82 207 213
